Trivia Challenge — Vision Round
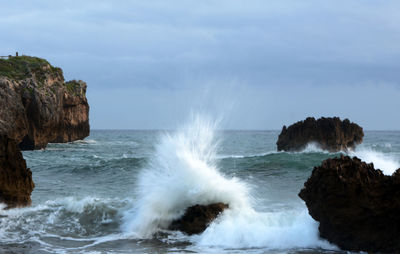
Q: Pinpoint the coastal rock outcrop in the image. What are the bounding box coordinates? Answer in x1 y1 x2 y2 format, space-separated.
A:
169 203 228 235
299 155 400 253
0 135 34 208
0 56 89 150
0 55 89 208
276 117 363 152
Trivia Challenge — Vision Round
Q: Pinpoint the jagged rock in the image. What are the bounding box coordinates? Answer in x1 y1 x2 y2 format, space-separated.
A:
0 135 34 208
299 155 400 253
0 56 89 150
169 203 228 235
276 117 363 152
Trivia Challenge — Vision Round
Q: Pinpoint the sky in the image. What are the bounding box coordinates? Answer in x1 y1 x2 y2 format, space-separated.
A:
1 0 399 130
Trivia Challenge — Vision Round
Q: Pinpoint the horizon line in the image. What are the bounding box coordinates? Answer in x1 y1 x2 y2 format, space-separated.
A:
89 128 400 132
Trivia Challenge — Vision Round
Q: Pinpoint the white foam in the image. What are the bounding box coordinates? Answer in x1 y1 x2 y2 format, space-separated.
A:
195 208 334 250
299 143 331 154
121 114 335 250
216 151 278 159
350 148 400 175
122 115 250 237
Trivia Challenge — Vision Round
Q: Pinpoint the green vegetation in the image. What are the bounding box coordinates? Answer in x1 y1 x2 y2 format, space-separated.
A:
65 80 84 96
0 55 63 82
23 87 34 95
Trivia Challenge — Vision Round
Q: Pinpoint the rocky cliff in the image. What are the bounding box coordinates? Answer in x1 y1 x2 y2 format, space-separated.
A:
0 55 89 208
0 56 89 150
276 117 363 152
0 135 34 208
299 156 400 253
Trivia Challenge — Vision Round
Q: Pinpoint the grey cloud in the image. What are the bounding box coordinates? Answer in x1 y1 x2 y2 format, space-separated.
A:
0 0 399 129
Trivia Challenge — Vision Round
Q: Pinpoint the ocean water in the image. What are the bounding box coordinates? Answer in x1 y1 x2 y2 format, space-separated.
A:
1 118 400 253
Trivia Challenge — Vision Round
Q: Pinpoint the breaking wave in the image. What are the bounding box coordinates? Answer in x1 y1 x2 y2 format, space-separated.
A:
121 115 334 250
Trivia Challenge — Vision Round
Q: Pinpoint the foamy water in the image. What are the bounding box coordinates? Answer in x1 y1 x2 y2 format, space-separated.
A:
1 123 399 253
121 116 332 250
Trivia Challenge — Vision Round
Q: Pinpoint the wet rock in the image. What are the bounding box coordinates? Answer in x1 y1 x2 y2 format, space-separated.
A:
169 203 228 235
276 117 363 152
0 56 89 150
299 155 400 253
0 135 34 208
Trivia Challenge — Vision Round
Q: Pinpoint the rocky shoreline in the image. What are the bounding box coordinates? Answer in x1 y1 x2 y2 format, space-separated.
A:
0 55 90 207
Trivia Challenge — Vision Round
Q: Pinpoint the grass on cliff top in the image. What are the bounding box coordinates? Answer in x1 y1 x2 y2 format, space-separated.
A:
65 80 85 96
0 55 63 81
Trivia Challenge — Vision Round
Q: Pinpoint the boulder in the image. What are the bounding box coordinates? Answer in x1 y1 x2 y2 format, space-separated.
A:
169 203 228 235
276 117 363 152
0 135 34 208
0 56 89 150
299 155 400 253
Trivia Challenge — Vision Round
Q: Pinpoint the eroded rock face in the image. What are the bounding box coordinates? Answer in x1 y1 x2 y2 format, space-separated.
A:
276 117 363 152
0 56 89 150
299 155 400 253
0 135 34 208
169 203 228 235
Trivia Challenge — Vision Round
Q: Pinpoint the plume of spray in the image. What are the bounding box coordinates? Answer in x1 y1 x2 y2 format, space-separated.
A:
121 114 335 250
122 114 251 237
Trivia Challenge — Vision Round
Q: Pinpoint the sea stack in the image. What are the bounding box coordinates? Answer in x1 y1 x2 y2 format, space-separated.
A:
299 155 400 253
0 55 90 150
0 55 90 207
276 117 363 152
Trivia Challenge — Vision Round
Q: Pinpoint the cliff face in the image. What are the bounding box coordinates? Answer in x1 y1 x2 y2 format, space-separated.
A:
0 55 89 208
276 117 363 152
0 56 89 150
299 156 400 253
0 135 34 208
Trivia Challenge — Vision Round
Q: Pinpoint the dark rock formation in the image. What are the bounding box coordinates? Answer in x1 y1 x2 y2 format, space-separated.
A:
277 117 363 152
0 56 89 150
0 135 34 208
169 203 228 235
0 55 89 208
299 155 400 253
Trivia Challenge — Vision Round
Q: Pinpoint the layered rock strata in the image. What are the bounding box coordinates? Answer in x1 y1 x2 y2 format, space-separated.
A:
0 55 89 208
0 56 89 150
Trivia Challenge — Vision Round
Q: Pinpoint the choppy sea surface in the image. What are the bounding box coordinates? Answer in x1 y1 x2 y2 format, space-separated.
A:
1 118 400 254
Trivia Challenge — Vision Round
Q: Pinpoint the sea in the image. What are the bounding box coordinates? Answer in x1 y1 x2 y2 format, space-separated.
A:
1 116 400 254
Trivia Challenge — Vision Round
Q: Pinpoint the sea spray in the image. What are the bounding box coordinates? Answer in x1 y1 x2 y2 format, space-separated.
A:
121 115 335 250
195 208 332 249
299 143 400 175
122 115 250 237
350 148 400 175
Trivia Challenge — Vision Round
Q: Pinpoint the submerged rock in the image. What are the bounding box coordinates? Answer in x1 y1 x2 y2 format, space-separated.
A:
169 203 228 235
0 135 34 208
276 117 363 152
0 56 89 150
299 155 400 253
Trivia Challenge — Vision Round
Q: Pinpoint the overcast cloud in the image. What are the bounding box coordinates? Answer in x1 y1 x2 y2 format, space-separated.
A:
1 0 399 129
